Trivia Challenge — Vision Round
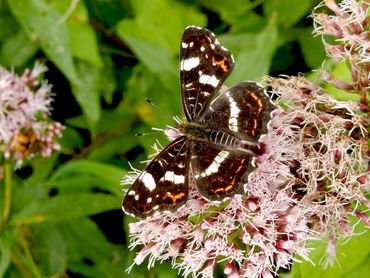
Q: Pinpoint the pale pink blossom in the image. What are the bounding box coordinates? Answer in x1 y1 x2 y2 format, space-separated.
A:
123 1 369 276
0 63 64 165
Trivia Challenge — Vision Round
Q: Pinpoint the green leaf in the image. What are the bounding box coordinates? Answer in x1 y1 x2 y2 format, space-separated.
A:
87 132 137 161
121 64 181 128
223 20 278 83
298 28 327 69
85 0 128 27
71 60 101 130
0 8 19 42
199 0 256 25
263 0 314 28
69 22 103 67
12 155 59 212
324 61 361 102
48 160 124 195
0 229 15 276
292 221 370 278
118 35 178 90
98 55 117 104
12 193 120 224
58 127 84 155
7 0 77 82
33 224 67 277
115 0 206 92
61 218 125 277
117 0 206 53
27 154 59 184
0 30 38 67
341 255 370 278
47 176 107 194
50 0 103 67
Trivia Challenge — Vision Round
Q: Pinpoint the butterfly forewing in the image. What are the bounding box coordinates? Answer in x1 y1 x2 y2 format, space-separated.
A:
180 26 234 121
122 137 189 218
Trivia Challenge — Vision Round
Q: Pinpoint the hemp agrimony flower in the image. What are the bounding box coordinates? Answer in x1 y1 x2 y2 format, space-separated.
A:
123 0 369 277
0 63 64 166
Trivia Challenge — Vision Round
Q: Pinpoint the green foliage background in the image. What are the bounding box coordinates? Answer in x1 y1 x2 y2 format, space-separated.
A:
0 0 368 277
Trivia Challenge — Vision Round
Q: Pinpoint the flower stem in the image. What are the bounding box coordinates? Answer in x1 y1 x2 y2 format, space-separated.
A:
2 163 12 228
18 227 41 278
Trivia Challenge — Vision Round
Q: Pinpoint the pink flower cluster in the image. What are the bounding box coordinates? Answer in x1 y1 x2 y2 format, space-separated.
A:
0 63 64 165
124 1 369 277
313 0 369 109
266 75 369 266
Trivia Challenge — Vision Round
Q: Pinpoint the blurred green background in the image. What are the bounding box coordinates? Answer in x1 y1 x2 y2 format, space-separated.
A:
3 0 366 277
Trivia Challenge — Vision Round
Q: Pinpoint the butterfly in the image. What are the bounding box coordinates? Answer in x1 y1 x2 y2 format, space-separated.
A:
122 26 274 218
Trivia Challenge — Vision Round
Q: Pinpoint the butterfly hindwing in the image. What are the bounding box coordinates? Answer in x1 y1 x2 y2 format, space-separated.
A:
198 82 274 142
190 140 252 201
122 137 189 218
180 26 234 121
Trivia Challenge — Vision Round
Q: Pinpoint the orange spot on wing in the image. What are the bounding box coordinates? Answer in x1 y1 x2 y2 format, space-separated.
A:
249 92 264 113
212 56 229 72
163 192 186 205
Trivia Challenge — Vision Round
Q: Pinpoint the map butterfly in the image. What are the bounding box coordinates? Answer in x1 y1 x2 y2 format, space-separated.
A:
122 26 274 218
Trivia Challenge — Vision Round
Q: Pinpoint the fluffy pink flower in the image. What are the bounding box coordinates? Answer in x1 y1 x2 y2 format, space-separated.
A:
123 1 369 276
125 71 368 276
265 74 369 266
0 63 64 165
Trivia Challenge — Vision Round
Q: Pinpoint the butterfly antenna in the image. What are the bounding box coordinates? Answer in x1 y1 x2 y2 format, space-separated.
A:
173 115 183 125
135 129 162 137
145 98 177 123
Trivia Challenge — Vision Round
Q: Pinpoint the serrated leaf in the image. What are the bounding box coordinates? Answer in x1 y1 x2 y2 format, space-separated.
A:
87 134 137 161
7 0 77 82
12 155 59 212
12 193 120 224
0 246 10 277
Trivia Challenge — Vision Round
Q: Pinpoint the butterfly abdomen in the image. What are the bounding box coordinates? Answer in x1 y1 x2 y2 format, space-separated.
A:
208 130 238 148
180 123 255 154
